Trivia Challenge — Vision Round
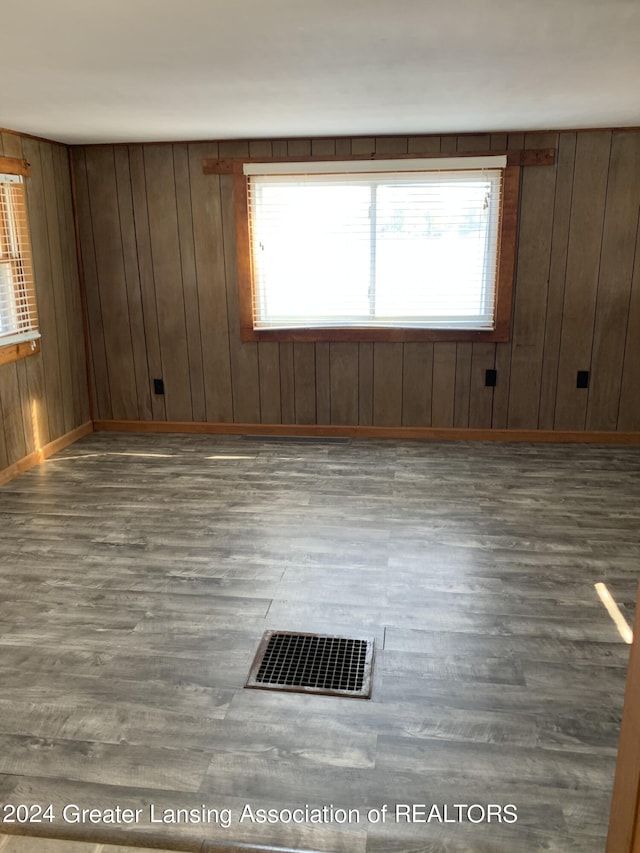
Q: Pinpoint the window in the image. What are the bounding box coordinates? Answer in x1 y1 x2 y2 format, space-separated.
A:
0 159 39 364
235 156 519 343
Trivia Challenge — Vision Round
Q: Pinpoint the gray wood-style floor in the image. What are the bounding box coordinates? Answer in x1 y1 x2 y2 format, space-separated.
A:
0 433 638 853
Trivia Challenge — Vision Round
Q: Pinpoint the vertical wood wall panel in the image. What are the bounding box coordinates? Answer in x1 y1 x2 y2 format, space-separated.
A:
375 137 408 155
440 136 457 154
55 144 89 427
0 395 8 469
554 131 611 429
222 197 261 422
219 141 261 423
71 148 111 420
315 342 330 425
173 144 206 423
490 124 524 429
0 363 26 463
538 133 576 429
408 136 441 154
618 222 640 430
85 146 139 420
352 138 375 157
0 131 89 474
40 143 75 434
113 147 151 420
358 343 374 427
507 133 558 428
311 139 336 158
272 140 288 158
15 360 35 459
468 343 496 429
293 343 316 424
22 139 63 443
453 343 472 428
70 130 640 433
491 342 512 429
279 343 295 423
587 131 640 430
128 145 166 420
330 343 358 425
143 145 192 421
187 142 232 422
457 135 491 152
249 140 273 159
431 342 456 427
258 342 281 423
457 122 491 444
402 342 432 427
373 343 403 426
287 139 311 158
24 352 49 452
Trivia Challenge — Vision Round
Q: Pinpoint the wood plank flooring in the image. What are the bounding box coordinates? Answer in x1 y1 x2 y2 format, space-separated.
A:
0 433 638 852
0 837 183 853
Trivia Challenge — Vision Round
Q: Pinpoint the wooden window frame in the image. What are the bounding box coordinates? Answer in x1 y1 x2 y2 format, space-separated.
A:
203 149 553 344
0 155 40 366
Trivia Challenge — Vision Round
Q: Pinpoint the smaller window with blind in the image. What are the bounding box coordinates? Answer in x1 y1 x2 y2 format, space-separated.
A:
235 156 519 342
0 161 39 362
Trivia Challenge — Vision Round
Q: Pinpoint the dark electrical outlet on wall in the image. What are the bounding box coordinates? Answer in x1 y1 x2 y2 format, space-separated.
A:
485 369 497 387
153 378 165 395
576 371 590 389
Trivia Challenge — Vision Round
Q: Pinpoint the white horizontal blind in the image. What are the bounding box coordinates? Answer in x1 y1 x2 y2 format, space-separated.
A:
247 164 504 332
0 173 39 346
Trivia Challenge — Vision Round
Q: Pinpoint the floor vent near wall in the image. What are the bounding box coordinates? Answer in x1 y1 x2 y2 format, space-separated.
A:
246 631 374 699
241 435 351 444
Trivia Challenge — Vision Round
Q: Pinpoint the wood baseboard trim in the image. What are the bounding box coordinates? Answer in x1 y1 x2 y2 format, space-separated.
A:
0 421 93 488
92 420 640 445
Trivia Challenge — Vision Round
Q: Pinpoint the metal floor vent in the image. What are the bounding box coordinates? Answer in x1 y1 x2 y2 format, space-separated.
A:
246 631 374 699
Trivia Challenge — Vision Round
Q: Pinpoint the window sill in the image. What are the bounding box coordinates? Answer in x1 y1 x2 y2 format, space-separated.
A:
240 326 510 343
0 337 41 367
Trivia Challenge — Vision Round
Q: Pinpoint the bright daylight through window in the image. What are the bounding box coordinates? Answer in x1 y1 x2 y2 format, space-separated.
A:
0 168 38 357
239 156 516 342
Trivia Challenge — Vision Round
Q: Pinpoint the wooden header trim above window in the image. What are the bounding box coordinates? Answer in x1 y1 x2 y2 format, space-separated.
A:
0 155 31 177
203 148 555 175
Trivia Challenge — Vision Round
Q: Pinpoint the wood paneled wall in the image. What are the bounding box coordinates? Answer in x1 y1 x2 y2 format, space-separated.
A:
71 130 640 431
0 131 90 472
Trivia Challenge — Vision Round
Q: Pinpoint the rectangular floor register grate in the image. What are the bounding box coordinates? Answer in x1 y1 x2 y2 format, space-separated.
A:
246 631 374 698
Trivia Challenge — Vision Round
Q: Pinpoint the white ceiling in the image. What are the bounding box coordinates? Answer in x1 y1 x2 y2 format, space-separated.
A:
3 0 639 145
